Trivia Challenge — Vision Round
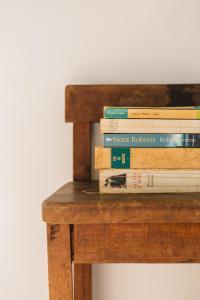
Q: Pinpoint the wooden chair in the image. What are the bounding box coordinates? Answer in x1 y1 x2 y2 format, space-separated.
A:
42 84 200 300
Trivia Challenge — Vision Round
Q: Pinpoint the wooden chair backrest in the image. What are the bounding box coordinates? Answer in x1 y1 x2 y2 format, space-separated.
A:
65 84 200 181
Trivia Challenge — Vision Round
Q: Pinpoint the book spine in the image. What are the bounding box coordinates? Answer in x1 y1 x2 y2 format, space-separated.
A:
100 119 200 133
100 169 200 193
95 147 200 169
104 107 200 119
104 133 200 147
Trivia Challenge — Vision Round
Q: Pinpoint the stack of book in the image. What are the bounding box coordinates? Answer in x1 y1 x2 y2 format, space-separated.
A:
95 106 200 193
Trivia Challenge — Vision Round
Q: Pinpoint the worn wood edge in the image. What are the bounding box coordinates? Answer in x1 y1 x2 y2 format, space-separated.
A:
73 257 200 264
42 200 200 225
65 85 73 122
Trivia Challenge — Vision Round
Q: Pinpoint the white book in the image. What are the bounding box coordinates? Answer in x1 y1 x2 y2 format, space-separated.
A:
100 119 200 133
99 169 200 193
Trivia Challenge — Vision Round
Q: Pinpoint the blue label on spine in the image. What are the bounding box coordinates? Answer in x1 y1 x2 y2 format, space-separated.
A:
104 133 200 148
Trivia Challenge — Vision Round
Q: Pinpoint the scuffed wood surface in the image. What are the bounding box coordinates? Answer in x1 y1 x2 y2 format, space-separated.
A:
43 181 200 224
47 224 73 300
65 84 200 122
74 223 200 263
73 123 91 181
74 264 92 300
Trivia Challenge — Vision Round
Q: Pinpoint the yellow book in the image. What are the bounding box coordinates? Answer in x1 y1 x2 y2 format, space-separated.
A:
104 106 200 119
95 147 200 169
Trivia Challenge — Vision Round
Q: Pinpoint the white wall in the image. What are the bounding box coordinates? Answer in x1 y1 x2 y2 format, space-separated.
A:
1 1 200 299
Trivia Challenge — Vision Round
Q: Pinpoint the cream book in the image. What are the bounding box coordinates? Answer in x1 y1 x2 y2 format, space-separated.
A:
100 119 200 133
99 169 200 193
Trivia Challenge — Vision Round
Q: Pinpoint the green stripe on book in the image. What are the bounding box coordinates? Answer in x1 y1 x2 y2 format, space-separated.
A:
104 108 128 118
111 148 130 168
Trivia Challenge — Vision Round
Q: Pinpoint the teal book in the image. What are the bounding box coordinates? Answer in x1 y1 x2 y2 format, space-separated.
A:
103 133 200 147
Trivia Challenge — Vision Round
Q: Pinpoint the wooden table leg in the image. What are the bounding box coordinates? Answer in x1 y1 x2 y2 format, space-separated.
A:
74 264 92 300
47 224 73 300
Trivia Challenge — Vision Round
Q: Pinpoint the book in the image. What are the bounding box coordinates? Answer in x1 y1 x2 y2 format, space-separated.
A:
103 133 200 147
100 119 200 133
95 147 200 169
99 169 200 193
104 106 200 119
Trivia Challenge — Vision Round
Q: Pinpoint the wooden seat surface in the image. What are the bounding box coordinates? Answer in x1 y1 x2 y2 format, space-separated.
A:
42 181 200 224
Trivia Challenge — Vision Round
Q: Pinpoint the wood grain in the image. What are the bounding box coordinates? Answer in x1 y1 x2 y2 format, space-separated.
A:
47 224 73 300
65 84 200 123
43 181 200 224
74 223 200 263
73 123 91 181
74 264 92 300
